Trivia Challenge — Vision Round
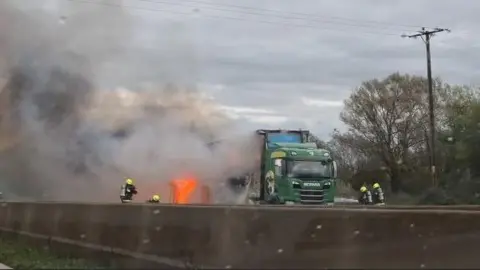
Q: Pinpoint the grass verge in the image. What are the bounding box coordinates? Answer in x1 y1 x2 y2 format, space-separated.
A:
0 238 107 269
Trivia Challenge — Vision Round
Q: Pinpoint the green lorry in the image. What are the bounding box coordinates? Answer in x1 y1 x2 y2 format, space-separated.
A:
222 129 338 205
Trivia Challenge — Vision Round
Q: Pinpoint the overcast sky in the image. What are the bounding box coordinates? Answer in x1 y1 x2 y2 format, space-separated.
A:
12 0 480 139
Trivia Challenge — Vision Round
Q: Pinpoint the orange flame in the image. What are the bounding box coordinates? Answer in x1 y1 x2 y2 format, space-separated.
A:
170 175 198 204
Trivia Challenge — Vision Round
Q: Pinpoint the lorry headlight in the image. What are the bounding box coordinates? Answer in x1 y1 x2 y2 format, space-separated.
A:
292 181 301 189
323 182 332 189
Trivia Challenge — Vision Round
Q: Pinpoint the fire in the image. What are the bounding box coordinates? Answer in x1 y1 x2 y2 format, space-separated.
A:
170 175 198 204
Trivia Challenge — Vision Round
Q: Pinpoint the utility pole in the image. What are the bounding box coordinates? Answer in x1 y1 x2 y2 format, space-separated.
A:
402 27 450 187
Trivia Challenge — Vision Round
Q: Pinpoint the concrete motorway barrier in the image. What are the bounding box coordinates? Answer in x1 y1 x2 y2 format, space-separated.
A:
2 203 480 269
208 203 480 211
331 204 480 211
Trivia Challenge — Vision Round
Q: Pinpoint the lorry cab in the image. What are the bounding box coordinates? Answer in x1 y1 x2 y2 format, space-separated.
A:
207 128 338 205
255 129 338 205
266 143 337 204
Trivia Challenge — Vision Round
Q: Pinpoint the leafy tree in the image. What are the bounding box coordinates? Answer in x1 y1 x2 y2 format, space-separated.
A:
330 72 480 204
338 73 447 193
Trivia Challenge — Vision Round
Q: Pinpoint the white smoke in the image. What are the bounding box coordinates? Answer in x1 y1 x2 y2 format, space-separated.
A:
0 0 260 202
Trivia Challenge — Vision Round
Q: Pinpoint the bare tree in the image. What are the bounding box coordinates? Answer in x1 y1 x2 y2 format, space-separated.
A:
330 130 366 174
338 73 441 193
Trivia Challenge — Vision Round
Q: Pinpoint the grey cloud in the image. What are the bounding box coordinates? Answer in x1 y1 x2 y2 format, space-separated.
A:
138 0 480 136
211 82 348 110
19 0 480 138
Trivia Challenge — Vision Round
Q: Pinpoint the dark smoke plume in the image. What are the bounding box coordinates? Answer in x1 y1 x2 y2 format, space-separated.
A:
0 0 259 202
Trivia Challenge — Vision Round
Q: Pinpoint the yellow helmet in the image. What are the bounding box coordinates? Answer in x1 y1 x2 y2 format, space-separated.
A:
360 186 367 192
373 183 380 189
126 178 133 185
152 194 160 201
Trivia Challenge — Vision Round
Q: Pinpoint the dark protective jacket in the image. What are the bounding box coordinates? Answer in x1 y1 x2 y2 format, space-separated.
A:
146 199 160 204
372 187 385 204
121 184 138 200
358 190 373 205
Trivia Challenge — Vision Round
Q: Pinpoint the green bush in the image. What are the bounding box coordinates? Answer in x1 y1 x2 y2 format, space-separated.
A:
417 188 456 205
386 192 417 205
335 179 356 198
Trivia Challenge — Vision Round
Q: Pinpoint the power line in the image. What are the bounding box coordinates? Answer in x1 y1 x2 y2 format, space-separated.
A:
402 27 451 187
140 0 431 30
65 0 399 36
136 0 416 32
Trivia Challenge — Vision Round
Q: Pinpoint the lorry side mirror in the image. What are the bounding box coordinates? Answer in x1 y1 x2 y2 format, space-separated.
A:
274 159 283 176
274 159 282 167
332 161 338 178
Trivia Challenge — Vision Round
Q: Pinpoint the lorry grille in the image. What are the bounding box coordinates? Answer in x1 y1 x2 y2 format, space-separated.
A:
299 188 325 204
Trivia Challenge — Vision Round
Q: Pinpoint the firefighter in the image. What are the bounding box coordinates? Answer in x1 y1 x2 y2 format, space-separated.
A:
147 194 161 203
120 178 138 203
372 182 385 205
358 185 373 205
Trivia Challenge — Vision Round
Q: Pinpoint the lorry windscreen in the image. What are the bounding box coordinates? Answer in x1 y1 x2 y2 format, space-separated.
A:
286 160 332 178
267 133 302 148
